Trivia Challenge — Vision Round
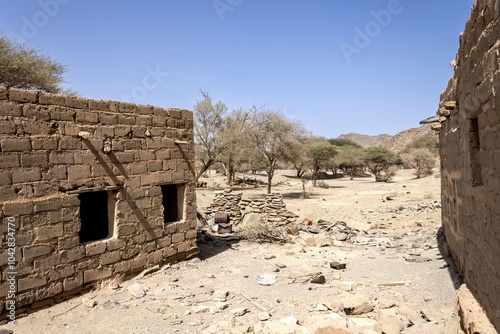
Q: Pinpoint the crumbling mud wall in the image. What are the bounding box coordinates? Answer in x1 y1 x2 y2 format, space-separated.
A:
438 0 500 332
0 86 198 314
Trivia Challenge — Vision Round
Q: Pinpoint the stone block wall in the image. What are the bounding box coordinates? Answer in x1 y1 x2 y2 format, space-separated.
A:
0 86 198 314
438 0 500 331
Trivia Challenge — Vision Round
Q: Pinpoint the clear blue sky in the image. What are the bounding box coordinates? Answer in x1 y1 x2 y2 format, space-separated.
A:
1 0 474 137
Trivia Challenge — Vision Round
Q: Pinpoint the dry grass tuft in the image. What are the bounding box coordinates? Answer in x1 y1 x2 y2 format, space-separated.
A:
237 217 290 243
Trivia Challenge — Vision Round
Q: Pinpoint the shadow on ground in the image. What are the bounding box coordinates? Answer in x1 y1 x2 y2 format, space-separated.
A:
436 227 463 290
196 230 241 261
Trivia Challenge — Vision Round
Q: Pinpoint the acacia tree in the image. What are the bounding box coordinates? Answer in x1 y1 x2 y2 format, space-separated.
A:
249 110 305 194
336 146 365 180
0 35 69 93
363 146 398 182
193 90 227 182
218 107 257 185
306 139 337 187
410 148 436 178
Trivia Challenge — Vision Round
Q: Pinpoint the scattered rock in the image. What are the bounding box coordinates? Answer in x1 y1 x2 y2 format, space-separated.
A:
342 297 374 315
316 303 329 311
258 312 271 321
230 307 249 317
347 318 377 332
212 290 229 301
308 226 322 234
127 283 146 298
376 308 407 334
329 262 346 270
312 319 349 334
310 275 326 284
335 233 348 241
192 305 211 314
211 302 229 313
314 233 333 247
163 313 178 320
258 273 277 286
378 299 397 309
280 316 298 325
82 297 96 308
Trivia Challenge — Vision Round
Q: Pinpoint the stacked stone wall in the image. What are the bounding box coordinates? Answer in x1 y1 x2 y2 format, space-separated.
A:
438 0 500 331
0 86 198 314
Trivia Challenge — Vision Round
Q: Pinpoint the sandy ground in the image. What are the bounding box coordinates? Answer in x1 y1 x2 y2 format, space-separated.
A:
1 169 462 334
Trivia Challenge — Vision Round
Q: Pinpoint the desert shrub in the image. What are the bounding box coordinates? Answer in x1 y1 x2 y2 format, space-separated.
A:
411 149 436 178
363 146 398 182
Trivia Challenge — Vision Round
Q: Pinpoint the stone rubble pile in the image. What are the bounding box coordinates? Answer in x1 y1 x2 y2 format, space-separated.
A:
203 190 243 221
391 201 441 213
203 191 297 226
241 193 297 225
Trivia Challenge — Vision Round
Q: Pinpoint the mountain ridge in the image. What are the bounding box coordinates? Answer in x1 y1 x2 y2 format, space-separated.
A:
336 124 434 153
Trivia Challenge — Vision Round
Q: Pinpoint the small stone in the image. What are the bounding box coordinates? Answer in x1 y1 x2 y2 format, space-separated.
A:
109 282 120 290
211 302 229 313
258 274 277 286
82 297 96 308
264 255 276 260
163 313 178 320
280 316 298 325
212 290 229 301
276 263 287 269
335 233 348 241
342 297 374 315
258 312 271 321
378 299 397 309
230 307 248 316
127 283 146 298
308 226 322 234
192 305 211 313
316 303 329 311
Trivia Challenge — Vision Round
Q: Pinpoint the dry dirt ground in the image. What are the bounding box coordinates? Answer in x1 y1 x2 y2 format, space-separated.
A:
2 169 462 334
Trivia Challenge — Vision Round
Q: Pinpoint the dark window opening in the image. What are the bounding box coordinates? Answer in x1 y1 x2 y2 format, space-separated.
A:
78 191 114 243
161 184 184 223
469 117 483 187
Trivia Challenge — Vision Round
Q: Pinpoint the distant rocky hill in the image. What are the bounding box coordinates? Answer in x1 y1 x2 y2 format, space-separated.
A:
337 133 392 148
337 124 434 153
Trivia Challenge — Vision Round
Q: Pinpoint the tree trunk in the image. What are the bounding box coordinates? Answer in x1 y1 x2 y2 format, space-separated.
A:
194 159 214 183
266 160 275 194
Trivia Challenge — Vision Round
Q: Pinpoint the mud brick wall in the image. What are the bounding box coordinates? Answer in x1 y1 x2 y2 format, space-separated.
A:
438 0 500 330
0 86 198 313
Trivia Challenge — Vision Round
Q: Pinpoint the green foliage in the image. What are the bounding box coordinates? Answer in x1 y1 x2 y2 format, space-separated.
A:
307 139 337 186
410 149 436 178
0 35 69 93
363 146 398 182
404 134 439 155
336 146 365 180
327 138 362 148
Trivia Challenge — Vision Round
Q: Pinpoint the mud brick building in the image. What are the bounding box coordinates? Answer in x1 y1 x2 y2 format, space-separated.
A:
0 86 198 313
437 0 500 331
